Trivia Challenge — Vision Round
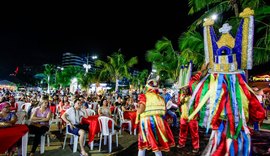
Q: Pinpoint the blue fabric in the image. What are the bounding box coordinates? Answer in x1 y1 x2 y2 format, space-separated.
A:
166 110 178 127
161 93 171 103
253 122 259 131
68 125 80 136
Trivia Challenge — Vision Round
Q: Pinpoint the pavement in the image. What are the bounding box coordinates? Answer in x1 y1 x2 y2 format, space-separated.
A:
4 112 270 156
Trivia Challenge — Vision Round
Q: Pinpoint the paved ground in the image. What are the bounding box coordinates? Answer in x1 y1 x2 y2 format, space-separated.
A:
5 113 270 156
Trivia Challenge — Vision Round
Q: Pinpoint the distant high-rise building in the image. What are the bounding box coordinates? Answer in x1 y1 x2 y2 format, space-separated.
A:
62 52 84 67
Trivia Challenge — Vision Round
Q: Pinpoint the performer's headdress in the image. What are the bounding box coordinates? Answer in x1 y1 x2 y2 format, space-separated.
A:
145 72 160 90
203 8 254 72
176 61 192 89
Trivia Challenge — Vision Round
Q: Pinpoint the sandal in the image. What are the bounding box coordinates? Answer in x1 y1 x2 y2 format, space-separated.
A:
192 148 199 153
80 151 88 156
176 144 185 149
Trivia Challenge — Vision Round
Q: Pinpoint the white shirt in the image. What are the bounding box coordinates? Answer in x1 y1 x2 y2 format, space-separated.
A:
65 107 85 124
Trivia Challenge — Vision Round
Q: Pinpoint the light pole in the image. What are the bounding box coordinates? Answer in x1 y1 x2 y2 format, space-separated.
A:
83 53 98 73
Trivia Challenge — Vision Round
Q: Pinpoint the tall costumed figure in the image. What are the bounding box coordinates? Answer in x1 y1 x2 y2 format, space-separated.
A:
187 8 265 156
136 73 175 156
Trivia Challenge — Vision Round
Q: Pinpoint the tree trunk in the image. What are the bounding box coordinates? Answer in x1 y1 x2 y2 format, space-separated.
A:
230 0 239 17
47 76 50 93
115 79 119 93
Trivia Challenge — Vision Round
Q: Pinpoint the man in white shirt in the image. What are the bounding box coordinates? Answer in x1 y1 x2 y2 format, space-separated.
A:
61 99 89 156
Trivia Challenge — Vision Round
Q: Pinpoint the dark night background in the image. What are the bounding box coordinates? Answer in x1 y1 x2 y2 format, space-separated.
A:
0 0 192 79
0 1 268 81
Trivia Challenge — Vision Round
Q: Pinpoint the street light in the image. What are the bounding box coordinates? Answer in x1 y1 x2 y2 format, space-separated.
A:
83 54 98 73
83 64 91 73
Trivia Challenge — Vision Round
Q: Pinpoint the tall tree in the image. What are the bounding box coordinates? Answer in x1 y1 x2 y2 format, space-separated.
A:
130 69 149 92
95 50 138 92
146 37 181 85
56 66 83 88
178 31 205 68
43 64 55 93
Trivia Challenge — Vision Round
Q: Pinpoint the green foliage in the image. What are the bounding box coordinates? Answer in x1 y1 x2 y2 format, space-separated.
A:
95 50 138 91
146 37 181 83
56 66 83 88
178 31 205 68
130 69 149 90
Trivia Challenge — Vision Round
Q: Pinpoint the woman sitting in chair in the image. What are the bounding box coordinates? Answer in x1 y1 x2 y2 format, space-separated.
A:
98 99 120 130
0 102 18 156
28 95 51 156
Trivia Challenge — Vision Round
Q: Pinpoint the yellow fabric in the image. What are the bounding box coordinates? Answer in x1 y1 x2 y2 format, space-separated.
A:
181 104 188 119
153 116 168 142
207 27 214 69
217 33 235 48
208 74 219 122
181 96 190 119
240 8 254 18
240 86 249 120
241 17 249 69
140 92 165 118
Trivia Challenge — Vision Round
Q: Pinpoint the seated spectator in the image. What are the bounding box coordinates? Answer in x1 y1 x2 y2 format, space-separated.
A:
28 95 51 156
98 99 111 117
61 99 89 156
0 102 18 156
9 96 18 112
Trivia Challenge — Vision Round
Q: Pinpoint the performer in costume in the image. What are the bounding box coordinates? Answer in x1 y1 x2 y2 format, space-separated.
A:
187 8 265 156
136 74 175 156
177 63 209 153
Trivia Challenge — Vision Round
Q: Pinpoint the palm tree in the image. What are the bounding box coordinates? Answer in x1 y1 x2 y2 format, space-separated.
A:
130 69 149 92
77 71 99 92
43 64 55 93
146 37 181 84
56 66 84 88
95 50 138 92
178 31 205 68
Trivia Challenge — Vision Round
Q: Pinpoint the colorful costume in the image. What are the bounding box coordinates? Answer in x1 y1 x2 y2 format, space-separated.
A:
136 75 175 156
177 63 202 153
188 8 265 156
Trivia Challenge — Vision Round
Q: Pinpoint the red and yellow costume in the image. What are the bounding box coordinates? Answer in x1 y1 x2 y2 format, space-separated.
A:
178 71 201 150
137 89 175 152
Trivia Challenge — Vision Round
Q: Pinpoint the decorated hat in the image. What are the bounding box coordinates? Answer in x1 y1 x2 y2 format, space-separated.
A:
203 8 254 72
146 72 160 90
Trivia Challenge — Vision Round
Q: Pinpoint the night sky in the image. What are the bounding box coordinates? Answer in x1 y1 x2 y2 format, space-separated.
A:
0 0 193 78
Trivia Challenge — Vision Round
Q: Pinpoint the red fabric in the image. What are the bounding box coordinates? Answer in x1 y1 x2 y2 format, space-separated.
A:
211 132 226 156
138 116 175 152
189 71 202 93
212 84 227 130
81 115 113 143
138 94 146 104
9 103 18 112
0 124 29 153
50 105 56 114
110 106 115 114
178 119 199 149
124 111 137 131
81 115 100 143
237 74 265 123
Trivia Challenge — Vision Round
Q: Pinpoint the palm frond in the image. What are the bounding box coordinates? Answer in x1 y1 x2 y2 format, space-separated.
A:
188 0 223 15
188 1 231 31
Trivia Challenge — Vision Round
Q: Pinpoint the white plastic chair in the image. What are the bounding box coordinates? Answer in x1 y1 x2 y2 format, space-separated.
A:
98 116 118 153
16 111 27 124
50 115 63 133
62 124 87 153
21 103 31 113
111 106 119 124
85 108 96 116
28 131 50 154
118 108 132 135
